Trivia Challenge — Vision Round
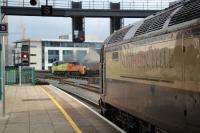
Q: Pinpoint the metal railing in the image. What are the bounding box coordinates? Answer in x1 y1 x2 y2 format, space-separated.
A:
1 0 177 10
5 66 36 85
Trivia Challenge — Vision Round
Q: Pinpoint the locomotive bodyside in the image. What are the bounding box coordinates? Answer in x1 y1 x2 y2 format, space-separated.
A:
52 61 86 75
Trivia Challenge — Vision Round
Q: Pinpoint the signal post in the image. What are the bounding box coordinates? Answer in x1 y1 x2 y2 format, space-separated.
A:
72 2 85 43
0 5 8 117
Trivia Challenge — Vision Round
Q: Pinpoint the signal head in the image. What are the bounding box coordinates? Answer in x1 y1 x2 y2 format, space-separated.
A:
79 35 84 43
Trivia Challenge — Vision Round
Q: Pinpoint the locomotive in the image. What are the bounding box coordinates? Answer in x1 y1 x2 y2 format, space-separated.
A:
52 50 101 76
100 0 200 133
51 61 86 75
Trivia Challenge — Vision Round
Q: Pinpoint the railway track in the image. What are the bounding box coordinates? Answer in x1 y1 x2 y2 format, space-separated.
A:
60 79 100 93
37 72 100 93
36 71 101 110
57 85 100 110
46 76 100 93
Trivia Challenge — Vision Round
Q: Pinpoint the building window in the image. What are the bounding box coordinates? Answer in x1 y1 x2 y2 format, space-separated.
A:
43 41 60 47
30 54 36 56
48 50 59 63
63 50 74 62
61 42 74 47
50 42 60 47
41 43 45 71
22 45 29 52
75 43 88 48
44 41 51 47
30 63 37 64
30 45 37 48
76 50 87 62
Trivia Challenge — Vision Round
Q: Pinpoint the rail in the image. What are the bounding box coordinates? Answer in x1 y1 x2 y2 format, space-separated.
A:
41 75 100 93
61 79 100 93
1 0 176 10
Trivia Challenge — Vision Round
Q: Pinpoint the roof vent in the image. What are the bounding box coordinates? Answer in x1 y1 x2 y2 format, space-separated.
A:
135 8 175 36
108 26 132 44
169 0 200 26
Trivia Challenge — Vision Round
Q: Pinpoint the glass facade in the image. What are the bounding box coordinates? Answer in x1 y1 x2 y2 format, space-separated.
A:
61 42 74 47
76 50 87 62
74 43 88 48
63 50 74 62
44 41 60 47
95 43 103 49
48 50 59 63
41 40 103 70
42 41 102 49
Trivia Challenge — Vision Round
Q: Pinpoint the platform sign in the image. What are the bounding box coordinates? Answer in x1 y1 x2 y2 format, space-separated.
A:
0 23 8 34
41 5 52 16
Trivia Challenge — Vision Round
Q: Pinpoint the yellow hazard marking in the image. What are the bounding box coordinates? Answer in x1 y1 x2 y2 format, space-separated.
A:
37 86 83 133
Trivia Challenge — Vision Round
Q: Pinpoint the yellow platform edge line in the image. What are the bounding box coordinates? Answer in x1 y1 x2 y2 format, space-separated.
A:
37 86 83 133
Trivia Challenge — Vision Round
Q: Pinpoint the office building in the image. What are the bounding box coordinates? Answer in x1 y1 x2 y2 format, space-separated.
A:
14 38 103 70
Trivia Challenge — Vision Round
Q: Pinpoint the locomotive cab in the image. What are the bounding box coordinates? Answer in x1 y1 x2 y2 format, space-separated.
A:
51 61 59 74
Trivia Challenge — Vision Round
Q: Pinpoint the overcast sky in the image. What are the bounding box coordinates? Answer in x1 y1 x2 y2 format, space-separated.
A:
7 0 176 45
8 16 141 44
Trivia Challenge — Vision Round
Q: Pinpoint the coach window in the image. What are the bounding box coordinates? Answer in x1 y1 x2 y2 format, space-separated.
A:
112 51 119 61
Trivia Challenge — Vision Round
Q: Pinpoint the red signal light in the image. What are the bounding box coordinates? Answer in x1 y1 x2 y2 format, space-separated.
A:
23 54 27 58
21 52 29 66
22 52 29 61
79 35 84 42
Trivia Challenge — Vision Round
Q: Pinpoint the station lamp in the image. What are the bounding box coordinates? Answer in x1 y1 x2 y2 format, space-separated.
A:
30 0 37 6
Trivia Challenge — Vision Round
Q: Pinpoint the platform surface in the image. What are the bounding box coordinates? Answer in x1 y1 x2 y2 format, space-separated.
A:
0 85 120 133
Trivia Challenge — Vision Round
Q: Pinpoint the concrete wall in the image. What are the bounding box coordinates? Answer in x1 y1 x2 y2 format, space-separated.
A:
7 45 15 66
29 41 42 70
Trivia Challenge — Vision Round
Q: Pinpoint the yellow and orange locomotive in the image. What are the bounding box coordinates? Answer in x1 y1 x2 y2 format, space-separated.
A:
51 61 86 76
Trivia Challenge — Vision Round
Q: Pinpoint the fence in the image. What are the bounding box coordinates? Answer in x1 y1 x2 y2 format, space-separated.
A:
5 66 36 85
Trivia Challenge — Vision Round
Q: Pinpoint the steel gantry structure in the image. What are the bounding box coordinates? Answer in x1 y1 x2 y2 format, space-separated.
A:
1 0 176 41
1 0 176 17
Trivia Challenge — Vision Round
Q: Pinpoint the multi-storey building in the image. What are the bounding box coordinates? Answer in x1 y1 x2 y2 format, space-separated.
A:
14 38 103 70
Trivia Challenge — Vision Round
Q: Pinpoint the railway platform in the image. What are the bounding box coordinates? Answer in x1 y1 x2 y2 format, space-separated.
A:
0 85 122 133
